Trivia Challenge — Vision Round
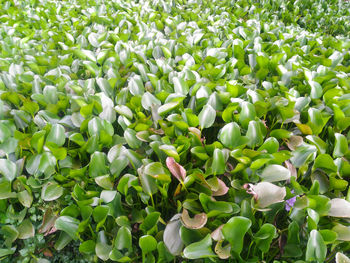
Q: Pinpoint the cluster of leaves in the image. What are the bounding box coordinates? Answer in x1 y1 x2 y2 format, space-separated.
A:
255 0 350 37
0 0 350 262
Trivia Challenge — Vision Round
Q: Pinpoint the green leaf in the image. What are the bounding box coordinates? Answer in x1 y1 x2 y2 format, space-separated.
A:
110 156 129 177
88 33 100 48
157 241 175 263
307 108 329 135
305 230 327 263
159 145 180 162
100 190 117 203
260 164 291 182
140 212 160 233
142 92 161 111
96 78 113 97
139 235 157 254
18 190 33 208
246 120 263 148
115 226 132 251
124 128 142 149
158 101 181 117
79 240 96 254
1 225 19 246
222 216 251 255
139 166 158 196
333 133 348 158
95 175 114 190
80 49 97 62
115 105 133 120
218 122 244 149
319 230 337 245
41 182 63 201
332 224 350 241
270 129 292 139
283 221 302 257
0 247 16 257
17 219 35 239
0 122 12 144
191 146 209 160
46 124 66 147
212 148 225 175
239 102 256 129
173 76 189 95
254 224 277 253
258 137 279 153
306 135 327 154
55 216 80 240
69 133 85 146
199 193 238 217
313 154 337 172
183 234 216 259
128 75 144 96
164 214 183 256
0 159 17 182
96 231 112 261
43 86 58 104
89 152 108 178
93 206 109 231
0 179 16 199
38 152 56 176
83 61 100 77
290 144 317 168
309 80 323 99
198 105 216 129
144 162 170 182
47 146 67 160
54 232 72 251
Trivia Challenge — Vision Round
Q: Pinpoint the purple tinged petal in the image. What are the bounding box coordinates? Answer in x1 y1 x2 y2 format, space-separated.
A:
285 196 297 211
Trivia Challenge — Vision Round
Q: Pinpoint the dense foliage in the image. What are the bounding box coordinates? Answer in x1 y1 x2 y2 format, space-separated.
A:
0 0 350 262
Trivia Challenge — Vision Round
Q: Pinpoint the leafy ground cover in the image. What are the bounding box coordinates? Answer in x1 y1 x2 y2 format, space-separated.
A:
257 0 350 37
0 0 350 262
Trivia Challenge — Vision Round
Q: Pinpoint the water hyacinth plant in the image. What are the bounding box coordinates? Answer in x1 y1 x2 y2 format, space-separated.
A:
0 0 350 262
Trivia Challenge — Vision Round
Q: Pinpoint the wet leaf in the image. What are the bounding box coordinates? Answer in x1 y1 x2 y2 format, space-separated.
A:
260 164 291 182
164 214 183 256
212 148 226 175
46 124 66 147
333 133 348 158
218 122 243 149
254 224 277 253
41 182 63 201
17 219 35 239
183 234 216 259
199 105 216 129
222 216 251 254
0 159 17 182
305 230 326 263
55 216 80 240
139 235 157 254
